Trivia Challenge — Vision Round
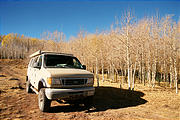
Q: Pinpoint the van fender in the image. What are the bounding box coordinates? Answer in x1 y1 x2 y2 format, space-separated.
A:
39 79 47 88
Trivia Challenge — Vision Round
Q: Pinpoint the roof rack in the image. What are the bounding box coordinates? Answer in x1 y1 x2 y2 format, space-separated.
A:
29 50 73 58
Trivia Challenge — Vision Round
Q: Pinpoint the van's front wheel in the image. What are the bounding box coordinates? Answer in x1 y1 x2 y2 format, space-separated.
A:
38 88 51 112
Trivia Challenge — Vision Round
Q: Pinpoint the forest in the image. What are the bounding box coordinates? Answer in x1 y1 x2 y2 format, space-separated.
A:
0 13 180 93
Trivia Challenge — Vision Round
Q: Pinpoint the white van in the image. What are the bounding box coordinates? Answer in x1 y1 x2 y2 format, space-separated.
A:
26 50 95 112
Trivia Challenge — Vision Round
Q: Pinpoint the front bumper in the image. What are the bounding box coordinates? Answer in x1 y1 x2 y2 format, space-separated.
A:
45 87 95 100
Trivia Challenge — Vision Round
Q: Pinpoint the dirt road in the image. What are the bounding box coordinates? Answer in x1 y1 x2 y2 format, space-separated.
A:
0 59 180 120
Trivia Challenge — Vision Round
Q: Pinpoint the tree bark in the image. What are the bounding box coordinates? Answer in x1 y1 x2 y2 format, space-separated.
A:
174 58 178 94
101 59 104 82
152 61 157 88
96 57 99 87
132 61 137 91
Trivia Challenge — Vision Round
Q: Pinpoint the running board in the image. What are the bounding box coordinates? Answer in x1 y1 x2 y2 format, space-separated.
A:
30 86 39 94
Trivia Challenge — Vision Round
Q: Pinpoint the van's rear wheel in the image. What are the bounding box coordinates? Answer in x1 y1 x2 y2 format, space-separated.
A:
26 79 32 93
38 88 51 112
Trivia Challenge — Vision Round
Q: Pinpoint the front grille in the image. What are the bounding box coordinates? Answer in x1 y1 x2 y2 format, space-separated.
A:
61 78 87 85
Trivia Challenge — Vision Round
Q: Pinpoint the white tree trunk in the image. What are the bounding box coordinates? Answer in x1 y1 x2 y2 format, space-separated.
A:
138 61 142 83
95 57 99 87
101 59 104 82
127 50 131 89
174 59 178 94
170 57 173 88
152 61 157 88
147 60 151 87
142 52 145 86
142 64 145 86
127 36 131 90
132 62 137 91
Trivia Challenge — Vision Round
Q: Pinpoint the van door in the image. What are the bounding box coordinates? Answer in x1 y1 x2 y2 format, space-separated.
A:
27 58 33 81
34 55 42 89
31 56 39 87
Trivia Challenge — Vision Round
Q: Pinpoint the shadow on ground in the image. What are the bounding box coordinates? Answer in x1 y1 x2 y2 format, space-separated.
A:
49 86 147 113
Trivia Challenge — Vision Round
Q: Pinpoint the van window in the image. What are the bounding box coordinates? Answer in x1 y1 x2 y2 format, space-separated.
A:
31 56 38 67
44 55 83 69
37 56 42 67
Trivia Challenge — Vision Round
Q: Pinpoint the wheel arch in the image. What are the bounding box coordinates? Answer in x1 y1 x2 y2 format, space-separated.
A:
38 79 47 91
26 76 28 82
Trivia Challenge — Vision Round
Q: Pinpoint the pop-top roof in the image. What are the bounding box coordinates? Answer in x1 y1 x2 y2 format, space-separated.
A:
29 50 73 58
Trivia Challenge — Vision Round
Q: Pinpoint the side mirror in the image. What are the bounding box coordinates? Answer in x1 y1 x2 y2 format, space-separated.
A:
82 65 86 70
33 62 40 69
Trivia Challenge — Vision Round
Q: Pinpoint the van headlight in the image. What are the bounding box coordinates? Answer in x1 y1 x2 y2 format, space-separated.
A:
87 78 94 85
47 77 62 85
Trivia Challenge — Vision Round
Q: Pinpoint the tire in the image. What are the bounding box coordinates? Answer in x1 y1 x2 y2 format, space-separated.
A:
26 79 32 93
38 88 51 112
84 96 94 108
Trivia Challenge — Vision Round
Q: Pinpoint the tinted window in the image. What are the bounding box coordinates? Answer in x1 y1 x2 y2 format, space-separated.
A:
37 56 42 67
44 55 83 69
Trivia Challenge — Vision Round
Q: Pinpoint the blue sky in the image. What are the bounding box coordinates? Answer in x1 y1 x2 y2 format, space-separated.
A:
0 0 179 40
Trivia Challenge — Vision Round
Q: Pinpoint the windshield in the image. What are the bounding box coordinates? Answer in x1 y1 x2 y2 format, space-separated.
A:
44 54 83 69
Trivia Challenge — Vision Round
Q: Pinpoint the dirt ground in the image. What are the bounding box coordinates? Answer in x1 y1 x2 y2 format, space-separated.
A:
0 59 180 120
